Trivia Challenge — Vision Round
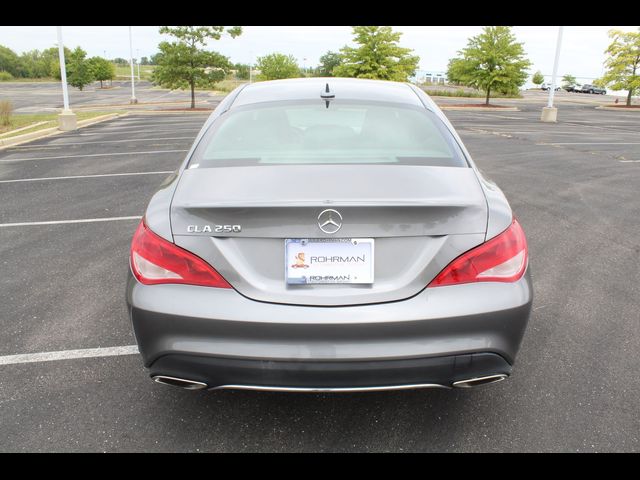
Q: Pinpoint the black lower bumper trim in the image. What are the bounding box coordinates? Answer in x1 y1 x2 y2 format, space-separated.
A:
148 352 512 390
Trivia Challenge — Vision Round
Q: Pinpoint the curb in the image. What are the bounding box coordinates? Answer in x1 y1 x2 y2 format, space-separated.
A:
437 105 520 111
0 121 49 139
0 112 127 150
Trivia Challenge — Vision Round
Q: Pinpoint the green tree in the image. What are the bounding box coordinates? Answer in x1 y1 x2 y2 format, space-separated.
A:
597 28 640 106
316 51 342 77
562 73 577 86
66 47 94 91
532 70 544 86
19 50 47 78
446 57 466 86
88 56 115 88
333 26 419 82
233 63 250 80
255 53 301 80
0 45 21 77
46 46 72 79
446 26 531 105
153 26 241 108
140 56 149 65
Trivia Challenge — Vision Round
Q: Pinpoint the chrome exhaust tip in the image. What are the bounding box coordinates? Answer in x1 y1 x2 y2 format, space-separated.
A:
152 375 208 390
452 374 508 388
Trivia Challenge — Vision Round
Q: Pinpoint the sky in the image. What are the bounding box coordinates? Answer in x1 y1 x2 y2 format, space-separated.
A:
1 25 639 86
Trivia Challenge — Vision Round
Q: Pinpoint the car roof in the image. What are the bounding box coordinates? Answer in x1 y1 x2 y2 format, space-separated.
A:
230 77 424 109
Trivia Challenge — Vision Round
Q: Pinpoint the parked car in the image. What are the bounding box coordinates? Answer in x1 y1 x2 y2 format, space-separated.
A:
541 83 562 91
127 78 533 393
564 84 580 92
579 84 607 95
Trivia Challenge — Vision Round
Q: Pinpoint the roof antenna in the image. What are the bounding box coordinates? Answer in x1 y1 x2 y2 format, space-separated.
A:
320 82 335 109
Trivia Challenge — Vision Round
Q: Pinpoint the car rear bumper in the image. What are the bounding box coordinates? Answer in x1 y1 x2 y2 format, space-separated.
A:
126 269 533 390
149 352 512 391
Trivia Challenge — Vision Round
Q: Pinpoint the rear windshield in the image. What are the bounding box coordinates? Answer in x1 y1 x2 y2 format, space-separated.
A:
191 100 468 168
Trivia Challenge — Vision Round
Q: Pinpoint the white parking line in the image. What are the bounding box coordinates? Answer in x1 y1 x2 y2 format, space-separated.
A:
114 117 205 122
549 142 640 145
9 137 194 149
558 124 640 134
72 127 201 137
0 345 139 366
87 120 205 128
89 123 204 131
0 171 172 184
145 90 179 102
0 149 189 163
116 116 207 121
460 128 616 136
619 160 640 163
0 216 141 228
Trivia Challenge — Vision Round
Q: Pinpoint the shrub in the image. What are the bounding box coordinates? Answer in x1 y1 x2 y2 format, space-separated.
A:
423 88 483 98
0 99 13 126
0 71 14 81
421 87 522 99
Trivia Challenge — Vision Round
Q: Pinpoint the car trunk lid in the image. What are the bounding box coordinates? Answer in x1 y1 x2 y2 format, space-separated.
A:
170 164 487 306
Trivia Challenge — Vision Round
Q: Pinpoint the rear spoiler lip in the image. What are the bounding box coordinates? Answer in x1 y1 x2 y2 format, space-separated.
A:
172 200 484 208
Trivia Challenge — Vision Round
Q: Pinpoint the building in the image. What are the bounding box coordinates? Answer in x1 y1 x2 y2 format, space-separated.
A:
412 70 448 85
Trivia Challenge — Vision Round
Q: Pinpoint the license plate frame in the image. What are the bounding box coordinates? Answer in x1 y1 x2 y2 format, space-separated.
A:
285 238 375 285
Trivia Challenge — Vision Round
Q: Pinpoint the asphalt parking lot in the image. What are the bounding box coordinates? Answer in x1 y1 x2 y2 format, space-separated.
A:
0 81 223 113
3 81 626 114
0 104 639 452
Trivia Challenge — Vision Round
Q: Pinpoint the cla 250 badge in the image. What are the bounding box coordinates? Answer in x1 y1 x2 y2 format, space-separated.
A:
187 225 242 234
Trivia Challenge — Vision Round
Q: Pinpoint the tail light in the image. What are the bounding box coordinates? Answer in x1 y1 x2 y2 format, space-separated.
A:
130 220 231 288
428 219 528 287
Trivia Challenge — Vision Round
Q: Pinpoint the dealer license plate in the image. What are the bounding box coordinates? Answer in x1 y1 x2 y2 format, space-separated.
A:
285 238 374 285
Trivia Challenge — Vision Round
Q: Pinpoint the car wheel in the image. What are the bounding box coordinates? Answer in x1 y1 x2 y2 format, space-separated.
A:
589 89 594 94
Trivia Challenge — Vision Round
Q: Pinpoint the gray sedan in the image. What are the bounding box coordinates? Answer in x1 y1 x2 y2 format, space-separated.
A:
126 78 533 392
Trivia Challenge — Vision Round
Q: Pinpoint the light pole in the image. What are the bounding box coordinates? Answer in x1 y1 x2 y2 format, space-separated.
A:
137 48 140 80
129 26 138 104
56 26 76 130
541 26 564 122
